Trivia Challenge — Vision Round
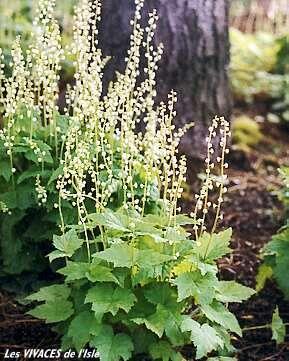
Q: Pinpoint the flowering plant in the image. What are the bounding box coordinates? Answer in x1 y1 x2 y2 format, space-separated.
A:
0 2 69 283
0 0 256 358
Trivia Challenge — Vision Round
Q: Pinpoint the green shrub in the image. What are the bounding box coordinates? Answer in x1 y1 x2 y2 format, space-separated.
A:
255 167 289 345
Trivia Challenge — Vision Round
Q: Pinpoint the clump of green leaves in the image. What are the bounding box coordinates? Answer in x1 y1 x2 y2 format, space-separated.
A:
253 168 289 347
28 211 255 360
258 167 289 298
256 168 289 347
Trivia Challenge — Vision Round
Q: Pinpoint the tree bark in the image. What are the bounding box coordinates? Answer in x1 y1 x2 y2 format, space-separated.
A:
99 0 232 159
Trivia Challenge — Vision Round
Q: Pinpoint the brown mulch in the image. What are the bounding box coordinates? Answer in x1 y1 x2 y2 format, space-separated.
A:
0 119 289 360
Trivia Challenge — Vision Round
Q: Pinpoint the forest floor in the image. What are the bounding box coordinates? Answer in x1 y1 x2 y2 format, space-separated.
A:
0 105 289 361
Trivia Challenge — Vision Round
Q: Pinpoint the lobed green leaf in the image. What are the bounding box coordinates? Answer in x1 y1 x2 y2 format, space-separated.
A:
215 281 255 303
85 283 137 320
90 325 133 361
28 299 73 323
201 301 242 336
181 316 224 359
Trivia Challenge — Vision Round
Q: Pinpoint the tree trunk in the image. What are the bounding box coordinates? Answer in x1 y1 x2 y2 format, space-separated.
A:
99 0 232 159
